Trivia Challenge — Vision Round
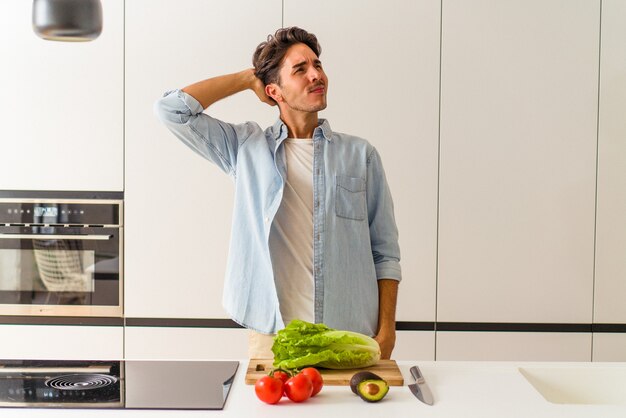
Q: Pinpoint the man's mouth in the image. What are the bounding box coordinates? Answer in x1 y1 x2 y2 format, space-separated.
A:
309 84 325 94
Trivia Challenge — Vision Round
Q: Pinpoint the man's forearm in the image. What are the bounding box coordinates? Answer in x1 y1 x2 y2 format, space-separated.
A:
377 279 398 333
182 68 257 109
375 279 399 359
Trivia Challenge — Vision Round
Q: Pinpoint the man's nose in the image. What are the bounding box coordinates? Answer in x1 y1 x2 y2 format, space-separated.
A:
309 67 321 81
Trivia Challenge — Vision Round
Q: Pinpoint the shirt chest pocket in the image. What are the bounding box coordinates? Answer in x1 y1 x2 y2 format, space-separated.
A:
335 175 366 221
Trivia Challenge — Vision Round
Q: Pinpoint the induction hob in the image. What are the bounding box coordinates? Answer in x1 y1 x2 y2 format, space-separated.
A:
0 359 239 410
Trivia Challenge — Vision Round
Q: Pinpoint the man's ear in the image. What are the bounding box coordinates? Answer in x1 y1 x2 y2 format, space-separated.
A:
265 83 282 103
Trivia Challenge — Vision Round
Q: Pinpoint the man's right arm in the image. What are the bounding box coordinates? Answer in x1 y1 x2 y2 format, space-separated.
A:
183 68 274 109
154 69 273 175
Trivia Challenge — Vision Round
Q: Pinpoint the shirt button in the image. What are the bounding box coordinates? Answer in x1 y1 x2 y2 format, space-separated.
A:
264 217 269 223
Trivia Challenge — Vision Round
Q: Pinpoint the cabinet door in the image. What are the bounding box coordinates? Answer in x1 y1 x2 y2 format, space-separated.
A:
0 0 123 191
594 0 626 324
124 0 281 318
0 325 123 360
394 331 435 361
437 332 591 361
437 0 599 326
593 334 626 362
284 0 441 327
125 327 248 360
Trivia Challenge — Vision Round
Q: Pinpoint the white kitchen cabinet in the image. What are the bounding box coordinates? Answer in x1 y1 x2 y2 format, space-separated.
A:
124 327 248 360
283 0 441 326
436 0 599 327
436 332 591 361
124 327 433 361
124 0 281 318
593 334 626 362
393 331 435 361
0 325 123 360
594 0 626 326
0 0 123 191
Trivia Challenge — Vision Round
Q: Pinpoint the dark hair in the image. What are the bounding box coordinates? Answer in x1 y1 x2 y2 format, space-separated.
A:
253 27 321 86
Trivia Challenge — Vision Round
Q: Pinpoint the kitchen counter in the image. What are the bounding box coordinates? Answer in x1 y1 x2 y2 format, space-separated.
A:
1 361 626 417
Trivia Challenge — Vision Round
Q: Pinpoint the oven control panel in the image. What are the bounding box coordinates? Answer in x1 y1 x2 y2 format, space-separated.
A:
0 201 121 226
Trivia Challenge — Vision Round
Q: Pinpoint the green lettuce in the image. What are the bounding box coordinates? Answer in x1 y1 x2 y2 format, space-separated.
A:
271 320 381 370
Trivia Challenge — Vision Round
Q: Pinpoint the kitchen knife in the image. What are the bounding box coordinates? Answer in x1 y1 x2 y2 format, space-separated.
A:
408 366 434 405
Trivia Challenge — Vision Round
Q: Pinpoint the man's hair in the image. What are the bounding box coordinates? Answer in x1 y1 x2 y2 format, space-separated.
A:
253 27 321 86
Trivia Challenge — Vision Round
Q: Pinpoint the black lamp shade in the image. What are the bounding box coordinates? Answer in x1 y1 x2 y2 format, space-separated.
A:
33 0 103 42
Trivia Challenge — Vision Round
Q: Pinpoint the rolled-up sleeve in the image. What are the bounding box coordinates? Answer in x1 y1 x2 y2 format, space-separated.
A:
366 147 402 281
154 89 255 176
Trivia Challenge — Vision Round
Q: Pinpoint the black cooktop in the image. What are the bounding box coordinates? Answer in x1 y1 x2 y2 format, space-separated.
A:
0 359 239 410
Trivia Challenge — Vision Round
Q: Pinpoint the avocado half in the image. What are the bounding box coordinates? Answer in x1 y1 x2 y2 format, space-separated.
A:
350 371 382 394
357 379 389 402
349 371 389 402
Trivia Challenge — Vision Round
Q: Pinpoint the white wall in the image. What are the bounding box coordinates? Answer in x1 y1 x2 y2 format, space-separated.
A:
0 0 123 191
592 0 626 362
283 0 439 361
124 0 281 319
435 0 598 360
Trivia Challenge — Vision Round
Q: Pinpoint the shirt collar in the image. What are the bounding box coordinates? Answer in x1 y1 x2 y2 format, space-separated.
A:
271 118 333 142
316 119 333 142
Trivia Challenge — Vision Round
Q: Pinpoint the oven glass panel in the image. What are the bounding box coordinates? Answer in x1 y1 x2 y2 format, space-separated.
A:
0 228 120 307
0 248 95 299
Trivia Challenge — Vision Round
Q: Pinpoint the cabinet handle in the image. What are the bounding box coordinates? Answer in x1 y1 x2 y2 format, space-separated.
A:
0 234 112 241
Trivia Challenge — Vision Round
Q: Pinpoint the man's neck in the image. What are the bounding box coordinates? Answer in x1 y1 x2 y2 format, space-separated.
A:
280 111 319 139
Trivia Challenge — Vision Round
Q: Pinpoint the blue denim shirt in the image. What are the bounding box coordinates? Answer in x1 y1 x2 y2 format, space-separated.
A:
155 89 401 335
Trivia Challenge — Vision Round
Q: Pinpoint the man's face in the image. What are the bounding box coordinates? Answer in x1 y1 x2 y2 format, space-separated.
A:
266 43 328 114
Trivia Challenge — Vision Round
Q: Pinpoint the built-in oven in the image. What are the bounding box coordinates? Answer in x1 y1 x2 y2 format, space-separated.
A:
0 195 122 317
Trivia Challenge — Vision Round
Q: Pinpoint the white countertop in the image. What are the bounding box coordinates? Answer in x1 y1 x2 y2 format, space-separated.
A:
2 361 626 417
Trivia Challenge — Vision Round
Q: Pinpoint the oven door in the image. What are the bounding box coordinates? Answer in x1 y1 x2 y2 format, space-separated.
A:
0 226 122 317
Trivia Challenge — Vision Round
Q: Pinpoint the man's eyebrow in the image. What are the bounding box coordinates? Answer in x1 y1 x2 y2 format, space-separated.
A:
292 59 322 70
292 61 307 70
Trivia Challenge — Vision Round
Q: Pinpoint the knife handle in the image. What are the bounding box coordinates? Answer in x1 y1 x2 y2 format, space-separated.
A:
410 366 425 383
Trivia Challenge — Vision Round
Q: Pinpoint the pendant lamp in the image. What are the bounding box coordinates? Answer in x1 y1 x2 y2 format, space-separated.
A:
33 0 103 42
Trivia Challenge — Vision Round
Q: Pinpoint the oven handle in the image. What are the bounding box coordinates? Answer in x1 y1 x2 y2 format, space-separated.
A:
0 234 112 241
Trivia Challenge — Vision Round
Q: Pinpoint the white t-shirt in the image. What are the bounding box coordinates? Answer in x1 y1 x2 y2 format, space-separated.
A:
268 138 314 325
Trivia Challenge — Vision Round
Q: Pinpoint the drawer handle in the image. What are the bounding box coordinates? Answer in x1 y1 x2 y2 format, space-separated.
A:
0 234 112 241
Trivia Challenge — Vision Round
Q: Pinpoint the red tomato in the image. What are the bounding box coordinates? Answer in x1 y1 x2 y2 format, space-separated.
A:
284 373 313 403
272 370 291 397
300 367 324 396
272 370 290 384
255 375 283 404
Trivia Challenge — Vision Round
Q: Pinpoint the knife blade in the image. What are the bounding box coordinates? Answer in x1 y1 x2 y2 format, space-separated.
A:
408 366 434 405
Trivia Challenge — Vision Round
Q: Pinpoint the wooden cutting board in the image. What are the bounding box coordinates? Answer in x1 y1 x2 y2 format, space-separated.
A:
245 359 404 386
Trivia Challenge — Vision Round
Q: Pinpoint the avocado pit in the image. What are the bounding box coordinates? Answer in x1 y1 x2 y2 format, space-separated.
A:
363 382 380 396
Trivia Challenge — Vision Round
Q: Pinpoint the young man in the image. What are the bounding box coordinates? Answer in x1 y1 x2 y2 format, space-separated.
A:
155 27 401 359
